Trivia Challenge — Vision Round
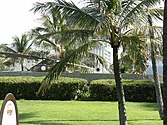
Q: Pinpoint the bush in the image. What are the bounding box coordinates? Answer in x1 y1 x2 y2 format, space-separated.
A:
89 79 117 101
89 79 156 102
0 76 157 102
0 76 87 100
0 77 42 100
123 80 156 102
38 77 88 100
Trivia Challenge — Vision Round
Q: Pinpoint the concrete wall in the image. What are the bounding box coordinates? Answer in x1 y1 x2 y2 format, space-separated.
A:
0 71 154 82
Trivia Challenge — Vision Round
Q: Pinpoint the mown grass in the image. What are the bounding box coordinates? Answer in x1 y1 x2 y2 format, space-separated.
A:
0 100 162 125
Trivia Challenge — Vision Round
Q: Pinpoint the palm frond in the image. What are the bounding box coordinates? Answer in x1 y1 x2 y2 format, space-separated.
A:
39 39 99 91
120 0 161 28
66 63 94 73
0 44 16 53
147 7 163 21
32 0 100 30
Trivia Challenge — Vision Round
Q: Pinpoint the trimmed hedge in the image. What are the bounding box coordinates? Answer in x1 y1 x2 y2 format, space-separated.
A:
38 78 87 100
89 79 156 102
0 77 158 102
88 79 116 101
0 76 87 100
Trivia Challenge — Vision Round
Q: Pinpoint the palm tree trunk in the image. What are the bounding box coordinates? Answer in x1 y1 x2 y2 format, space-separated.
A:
113 46 127 125
151 49 163 119
20 58 24 71
163 0 167 124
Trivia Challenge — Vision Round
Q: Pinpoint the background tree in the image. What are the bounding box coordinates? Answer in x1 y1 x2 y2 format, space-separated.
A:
147 9 163 119
122 7 164 119
0 33 33 71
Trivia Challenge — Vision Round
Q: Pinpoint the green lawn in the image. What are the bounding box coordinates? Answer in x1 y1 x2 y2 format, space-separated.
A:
1 100 162 125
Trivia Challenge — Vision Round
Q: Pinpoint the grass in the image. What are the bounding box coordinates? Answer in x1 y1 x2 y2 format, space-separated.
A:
0 100 162 125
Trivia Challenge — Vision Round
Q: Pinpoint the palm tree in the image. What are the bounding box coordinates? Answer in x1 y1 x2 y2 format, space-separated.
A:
163 0 167 124
147 11 163 119
32 0 161 124
31 12 107 73
130 7 164 119
0 33 33 71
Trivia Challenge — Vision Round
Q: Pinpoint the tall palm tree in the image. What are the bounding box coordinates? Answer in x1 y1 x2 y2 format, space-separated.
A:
32 0 161 124
163 0 167 124
0 33 33 71
132 7 164 119
147 11 163 119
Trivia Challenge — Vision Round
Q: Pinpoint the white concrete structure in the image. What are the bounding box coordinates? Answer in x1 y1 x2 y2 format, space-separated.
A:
91 42 113 73
8 59 37 71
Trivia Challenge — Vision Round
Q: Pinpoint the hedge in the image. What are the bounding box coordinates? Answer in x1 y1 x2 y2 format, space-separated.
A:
0 76 87 100
0 77 158 102
89 79 156 102
38 77 87 100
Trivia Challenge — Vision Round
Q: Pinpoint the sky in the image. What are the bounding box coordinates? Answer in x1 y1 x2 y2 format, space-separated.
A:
0 0 79 44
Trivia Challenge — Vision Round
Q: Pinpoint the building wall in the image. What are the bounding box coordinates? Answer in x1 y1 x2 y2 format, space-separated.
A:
91 42 113 73
8 59 37 71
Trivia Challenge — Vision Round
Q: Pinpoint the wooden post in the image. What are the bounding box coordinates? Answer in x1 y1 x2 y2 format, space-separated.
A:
0 93 19 125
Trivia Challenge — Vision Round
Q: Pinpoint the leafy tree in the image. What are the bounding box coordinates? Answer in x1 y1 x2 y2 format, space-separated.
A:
32 0 161 124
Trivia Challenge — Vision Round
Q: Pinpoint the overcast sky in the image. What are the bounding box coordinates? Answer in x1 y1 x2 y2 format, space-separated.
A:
0 0 79 44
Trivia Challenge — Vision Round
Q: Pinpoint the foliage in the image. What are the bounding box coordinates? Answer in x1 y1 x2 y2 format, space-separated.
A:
89 79 156 102
0 33 33 71
31 10 106 76
38 77 87 100
0 77 42 99
30 0 162 94
0 76 87 100
0 76 158 102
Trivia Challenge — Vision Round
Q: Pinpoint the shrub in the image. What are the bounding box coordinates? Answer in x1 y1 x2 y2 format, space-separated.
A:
89 79 156 102
38 77 88 100
0 76 157 102
89 79 116 101
123 80 156 102
0 77 42 99
0 76 87 100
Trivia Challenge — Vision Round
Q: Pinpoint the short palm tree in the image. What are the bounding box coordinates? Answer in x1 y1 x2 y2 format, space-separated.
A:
32 0 161 124
31 11 107 73
0 33 33 71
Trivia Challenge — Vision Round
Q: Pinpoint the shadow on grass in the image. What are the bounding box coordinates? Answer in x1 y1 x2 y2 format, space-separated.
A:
128 119 161 121
20 120 70 125
142 103 159 111
20 119 162 125
19 112 39 120
20 119 120 125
